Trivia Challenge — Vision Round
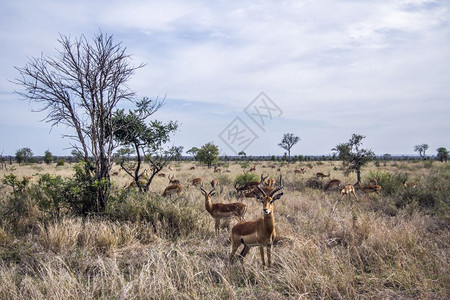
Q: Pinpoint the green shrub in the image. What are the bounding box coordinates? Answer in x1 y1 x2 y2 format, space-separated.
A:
240 161 249 169
56 159 65 167
234 172 259 186
366 171 406 196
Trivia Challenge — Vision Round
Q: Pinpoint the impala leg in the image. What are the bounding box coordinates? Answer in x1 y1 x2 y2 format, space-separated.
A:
229 241 239 265
215 219 220 235
267 244 272 268
259 245 265 267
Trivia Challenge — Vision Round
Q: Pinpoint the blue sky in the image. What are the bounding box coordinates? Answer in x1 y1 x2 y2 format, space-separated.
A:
1 0 449 156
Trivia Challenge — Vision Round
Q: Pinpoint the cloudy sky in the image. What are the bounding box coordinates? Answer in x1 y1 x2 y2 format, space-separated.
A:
1 0 449 157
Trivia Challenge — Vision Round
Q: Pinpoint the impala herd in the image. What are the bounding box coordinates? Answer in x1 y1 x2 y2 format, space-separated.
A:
117 163 418 270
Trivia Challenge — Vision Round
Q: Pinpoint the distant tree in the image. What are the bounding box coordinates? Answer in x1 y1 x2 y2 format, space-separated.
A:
114 147 135 162
172 146 184 162
196 143 219 168
43 150 54 164
382 153 392 166
71 149 83 163
112 99 179 192
414 144 429 159
278 133 300 162
15 147 33 164
332 134 375 183
186 147 199 157
436 147 449 163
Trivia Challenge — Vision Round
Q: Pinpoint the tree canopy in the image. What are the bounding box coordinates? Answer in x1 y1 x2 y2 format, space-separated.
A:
278 133 300 162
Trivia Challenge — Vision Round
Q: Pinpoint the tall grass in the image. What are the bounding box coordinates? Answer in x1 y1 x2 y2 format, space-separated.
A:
0 161 448 299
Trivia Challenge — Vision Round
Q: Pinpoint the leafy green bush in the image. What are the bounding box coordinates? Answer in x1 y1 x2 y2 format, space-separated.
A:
240 161 249 169
366 171 406 196
234 172 259 187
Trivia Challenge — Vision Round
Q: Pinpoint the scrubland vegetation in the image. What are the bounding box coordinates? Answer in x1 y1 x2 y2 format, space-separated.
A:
0 161 448 299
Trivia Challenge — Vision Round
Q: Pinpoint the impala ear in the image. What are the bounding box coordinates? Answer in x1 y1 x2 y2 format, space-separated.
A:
270 192 284 203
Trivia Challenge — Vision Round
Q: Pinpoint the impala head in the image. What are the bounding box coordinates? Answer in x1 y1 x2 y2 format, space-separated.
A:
254 175 284 215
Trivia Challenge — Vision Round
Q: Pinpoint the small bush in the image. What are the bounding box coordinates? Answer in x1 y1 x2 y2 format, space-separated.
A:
56 159 65 167
234 172 259 186
240 161 249 169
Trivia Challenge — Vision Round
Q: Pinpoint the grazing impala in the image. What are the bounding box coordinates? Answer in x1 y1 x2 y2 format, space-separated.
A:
324 179 341 191
162 184 183 197
356 182 382 195
201 188 246 234
340 185 358 203
190 177 203 187
294 168 306 174
248 166 256 173
316 172 330 179
229 176 284 269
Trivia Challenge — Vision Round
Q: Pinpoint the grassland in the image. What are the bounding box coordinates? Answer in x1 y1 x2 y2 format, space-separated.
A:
0 160 448 299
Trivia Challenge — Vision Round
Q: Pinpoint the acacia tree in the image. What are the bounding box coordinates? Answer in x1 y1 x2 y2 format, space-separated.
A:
414 144 429 160
332 134 375 183
436 147 448 163
112 99 179 192
15 147 33 164
14 32 145 212
278 133 300 162
196 143 219 168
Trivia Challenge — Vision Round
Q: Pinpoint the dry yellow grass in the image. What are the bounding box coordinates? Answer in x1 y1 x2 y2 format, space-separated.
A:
0 160 448 299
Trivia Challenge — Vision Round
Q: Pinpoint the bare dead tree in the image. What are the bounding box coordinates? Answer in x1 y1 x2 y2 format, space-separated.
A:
14 32 144 212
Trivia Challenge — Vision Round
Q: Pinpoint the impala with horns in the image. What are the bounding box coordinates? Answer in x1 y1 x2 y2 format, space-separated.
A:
340 185 358 203
229 176 284 269
168 175 180 185
162 184 183 197
316 172 330 179
201 187 246 234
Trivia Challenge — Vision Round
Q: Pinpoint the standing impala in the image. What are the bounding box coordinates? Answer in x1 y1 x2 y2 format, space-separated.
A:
201 187 246 234
229 176 284 269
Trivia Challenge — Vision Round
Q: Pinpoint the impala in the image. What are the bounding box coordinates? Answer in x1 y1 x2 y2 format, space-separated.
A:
264 177 276 187
294 168 306 174
190 177 203 187
356 182 382 195
189 166 195 170
211 179 220 188
158 173 166 178
201 187 246 234
248 166 256 173
162 184 183 197
404 182 418 189
324 179 341 191
368 179 378 185
168 175 180 185
340 185 357 202
316 172 330 179
214 166 221 173
229 176 284 268
244 185 274 198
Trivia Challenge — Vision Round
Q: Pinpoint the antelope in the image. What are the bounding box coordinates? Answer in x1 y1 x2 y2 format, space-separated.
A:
294 168 306 174
356 182 382 195
340 185 357 203
404 182 418 189
324 179 341 191
368 179 378 185
162 184 183 197
224 170 231 173
214 166 221 173
235 174 267 195
190 177 203 187
316 172 330 179
190 166 195 170
211 179 220 188
158 173 166 178
201 187 246 234
168 175 180 185
229 176 284 268
264 177 276 187
248 166 256 173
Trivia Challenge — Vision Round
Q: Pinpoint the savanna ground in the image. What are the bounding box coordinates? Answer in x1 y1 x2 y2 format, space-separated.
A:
0 160 448 299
